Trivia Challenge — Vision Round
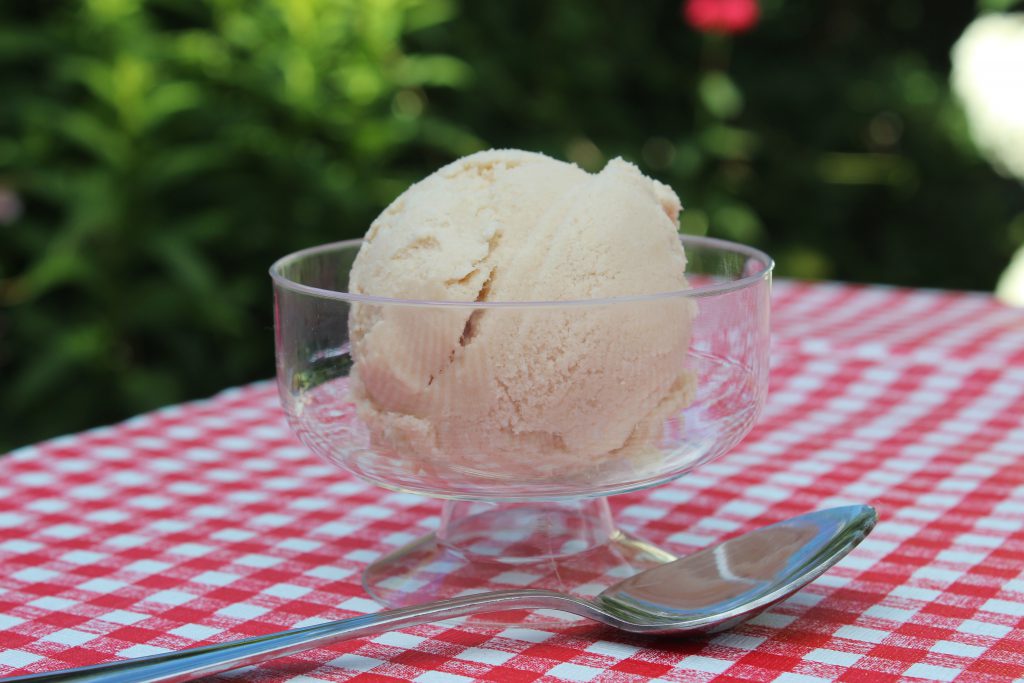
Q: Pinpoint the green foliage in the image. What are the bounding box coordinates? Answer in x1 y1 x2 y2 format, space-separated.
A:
0 0 477 449
1 0 1022 450
414 2 1022 286
979 0 1023 12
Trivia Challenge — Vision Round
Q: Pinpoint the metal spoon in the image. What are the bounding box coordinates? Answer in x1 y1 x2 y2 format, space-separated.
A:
6 505 876 683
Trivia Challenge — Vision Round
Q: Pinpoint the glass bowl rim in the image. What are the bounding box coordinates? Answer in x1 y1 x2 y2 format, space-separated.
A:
269 234 773 308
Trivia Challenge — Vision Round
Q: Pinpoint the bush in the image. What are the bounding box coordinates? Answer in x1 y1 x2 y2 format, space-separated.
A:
414 1 1023 286
1 0 1021 450
0 0 477 449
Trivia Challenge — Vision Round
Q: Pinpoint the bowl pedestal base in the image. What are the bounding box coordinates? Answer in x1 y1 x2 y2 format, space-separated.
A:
362 498 675 628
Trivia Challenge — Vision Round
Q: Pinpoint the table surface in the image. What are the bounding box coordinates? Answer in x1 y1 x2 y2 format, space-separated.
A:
2 280 1023 682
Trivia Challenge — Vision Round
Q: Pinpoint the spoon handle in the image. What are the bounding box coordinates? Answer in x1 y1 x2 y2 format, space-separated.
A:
5 590 580 683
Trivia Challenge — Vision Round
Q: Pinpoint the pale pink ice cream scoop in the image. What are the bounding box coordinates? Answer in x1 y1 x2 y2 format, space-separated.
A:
348 149 696 482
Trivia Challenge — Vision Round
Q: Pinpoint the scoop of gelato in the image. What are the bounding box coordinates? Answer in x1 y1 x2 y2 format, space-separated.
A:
348 149 696 481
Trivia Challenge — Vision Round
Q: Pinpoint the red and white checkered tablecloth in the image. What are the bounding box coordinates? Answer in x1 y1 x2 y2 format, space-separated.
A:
2 280 1023 682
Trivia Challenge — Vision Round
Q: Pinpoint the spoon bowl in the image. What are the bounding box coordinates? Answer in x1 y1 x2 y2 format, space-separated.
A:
7 505 876 683
595 504 877 633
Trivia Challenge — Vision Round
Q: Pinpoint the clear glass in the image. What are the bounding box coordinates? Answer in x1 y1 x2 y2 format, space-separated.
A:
271 236 772 625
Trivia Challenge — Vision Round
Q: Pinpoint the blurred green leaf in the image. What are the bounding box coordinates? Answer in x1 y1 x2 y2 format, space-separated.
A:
86 0 142 22
699 124 758 159
393 54 473 88
816 152 917 187
57 111 129 166
978 0 1022 12
8 323 109 406
678 209 709 236
699 71 744 119
712 204 764 243
779 246 833 280
18 247 92 298
405 0 459 31
144 82 203 128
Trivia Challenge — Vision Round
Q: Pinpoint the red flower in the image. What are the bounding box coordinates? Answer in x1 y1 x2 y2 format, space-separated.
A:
683 0 760 35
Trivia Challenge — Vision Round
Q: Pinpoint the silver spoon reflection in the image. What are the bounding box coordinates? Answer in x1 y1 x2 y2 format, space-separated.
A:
8 505 876 683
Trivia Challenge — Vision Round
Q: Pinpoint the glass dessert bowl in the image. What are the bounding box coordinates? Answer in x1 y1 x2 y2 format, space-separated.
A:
271 235 772 626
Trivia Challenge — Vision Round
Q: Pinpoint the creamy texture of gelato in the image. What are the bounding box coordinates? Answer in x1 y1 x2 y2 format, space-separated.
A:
348 149 696 481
